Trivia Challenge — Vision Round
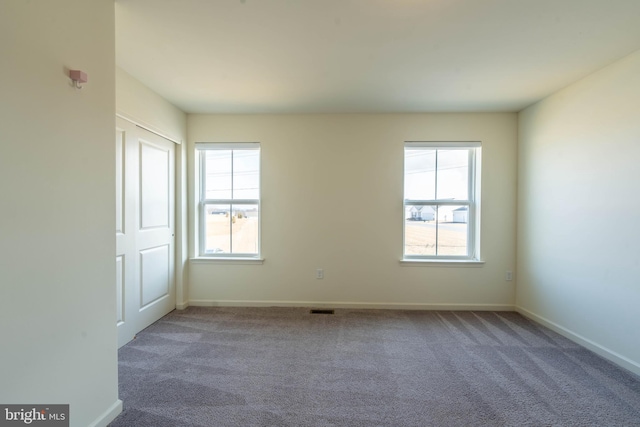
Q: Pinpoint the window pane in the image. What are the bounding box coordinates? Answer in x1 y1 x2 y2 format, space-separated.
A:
233 150 260 199
404 204 469 257
404 149 435 200
404 205 436 256
204 204 231 254
205 150 232 199
436 150 468 200
231 205 259 254
436 205 468 256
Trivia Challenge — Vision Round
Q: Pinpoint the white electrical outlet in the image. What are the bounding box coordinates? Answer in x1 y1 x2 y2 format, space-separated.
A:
316 268 324 279
506 271 513 281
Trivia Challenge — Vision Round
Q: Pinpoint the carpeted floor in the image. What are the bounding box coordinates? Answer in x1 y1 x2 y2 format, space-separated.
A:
110 307 640 426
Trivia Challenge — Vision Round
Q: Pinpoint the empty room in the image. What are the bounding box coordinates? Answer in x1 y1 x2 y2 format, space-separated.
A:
1 1 639 426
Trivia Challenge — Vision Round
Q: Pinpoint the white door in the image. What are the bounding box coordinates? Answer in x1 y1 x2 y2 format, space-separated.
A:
116 117 175 348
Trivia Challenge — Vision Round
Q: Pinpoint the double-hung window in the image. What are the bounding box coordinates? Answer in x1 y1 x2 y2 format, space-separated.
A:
403 142 481 261
197 143 260 258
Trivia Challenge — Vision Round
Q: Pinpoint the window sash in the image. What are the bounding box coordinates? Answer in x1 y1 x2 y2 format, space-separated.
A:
199 202 260 257
197 146 260 258
403 143 479 260
403 202 474 259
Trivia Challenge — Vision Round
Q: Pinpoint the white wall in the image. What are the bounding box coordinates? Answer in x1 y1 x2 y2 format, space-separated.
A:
116 67 189 308
116 67 186 143
517 50 640 375
0 1 121 426
188 114 517 309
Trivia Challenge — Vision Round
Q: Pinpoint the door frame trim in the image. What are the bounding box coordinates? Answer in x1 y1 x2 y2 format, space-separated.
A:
116 111 183 145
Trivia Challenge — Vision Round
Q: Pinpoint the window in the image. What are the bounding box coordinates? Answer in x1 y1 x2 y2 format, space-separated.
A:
197 143 260 258
403 142 481 261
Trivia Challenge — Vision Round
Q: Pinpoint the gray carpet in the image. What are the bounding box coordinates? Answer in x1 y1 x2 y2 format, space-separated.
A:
110 307 640 426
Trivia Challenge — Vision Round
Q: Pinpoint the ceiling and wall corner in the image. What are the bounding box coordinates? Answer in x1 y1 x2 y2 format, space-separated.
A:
115 0 640 114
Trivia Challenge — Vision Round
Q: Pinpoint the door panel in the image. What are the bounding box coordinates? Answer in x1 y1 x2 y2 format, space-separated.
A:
140 245 170 308
117 117 175 348
116 119 136 347
116 255 124 325
115 129 125 235
140 140 170 229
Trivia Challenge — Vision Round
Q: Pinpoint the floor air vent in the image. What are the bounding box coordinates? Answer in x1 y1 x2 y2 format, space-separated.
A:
310 309 335 314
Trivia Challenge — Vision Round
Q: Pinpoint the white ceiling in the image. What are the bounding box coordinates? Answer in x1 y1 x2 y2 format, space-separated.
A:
116 0 640 114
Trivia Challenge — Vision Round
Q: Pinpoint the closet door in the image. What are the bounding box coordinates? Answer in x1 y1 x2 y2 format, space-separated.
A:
116 117 175 348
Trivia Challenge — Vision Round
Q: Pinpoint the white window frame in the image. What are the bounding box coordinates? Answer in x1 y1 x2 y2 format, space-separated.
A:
403 141 481 262
196 142 261 259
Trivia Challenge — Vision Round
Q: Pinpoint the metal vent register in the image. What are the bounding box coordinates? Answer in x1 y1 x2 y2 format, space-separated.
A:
310 309 335 314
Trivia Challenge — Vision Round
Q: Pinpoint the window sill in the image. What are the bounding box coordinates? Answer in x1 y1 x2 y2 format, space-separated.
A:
400 259 485 267
190 257 264 265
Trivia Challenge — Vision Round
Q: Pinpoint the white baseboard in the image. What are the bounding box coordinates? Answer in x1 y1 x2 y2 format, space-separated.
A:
176 301 189 310
188 299 514 311
516 306 640 377
88 399 122 427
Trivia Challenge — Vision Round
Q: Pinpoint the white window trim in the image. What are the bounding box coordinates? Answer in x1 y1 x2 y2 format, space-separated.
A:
402 141 482 263
190 257 264 265
195 142 262 260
